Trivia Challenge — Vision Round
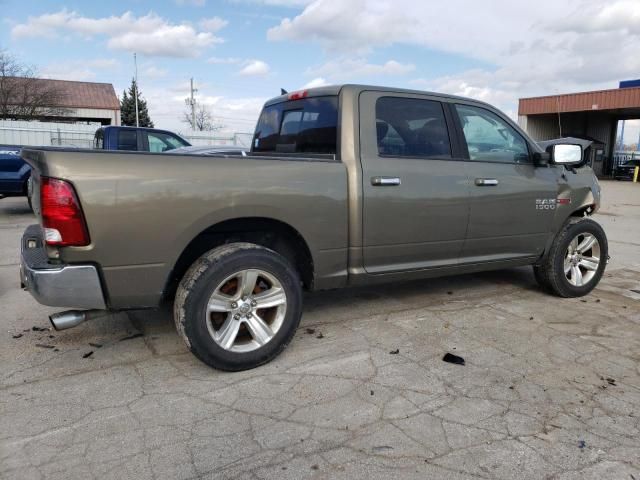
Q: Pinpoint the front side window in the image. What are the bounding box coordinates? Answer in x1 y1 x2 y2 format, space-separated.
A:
375 97 451 158
147 132 188 152
253 96 338 154
455 105 529 163
117 130 138 151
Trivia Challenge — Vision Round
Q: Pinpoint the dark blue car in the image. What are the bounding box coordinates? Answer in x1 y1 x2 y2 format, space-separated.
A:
0 145 29 200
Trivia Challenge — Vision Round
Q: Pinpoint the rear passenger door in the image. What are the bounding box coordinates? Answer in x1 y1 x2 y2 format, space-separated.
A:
359 92 470 274
452 103 557 263
116 129 140 151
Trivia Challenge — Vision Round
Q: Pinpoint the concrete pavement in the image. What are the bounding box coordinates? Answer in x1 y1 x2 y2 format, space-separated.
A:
1 181 639 479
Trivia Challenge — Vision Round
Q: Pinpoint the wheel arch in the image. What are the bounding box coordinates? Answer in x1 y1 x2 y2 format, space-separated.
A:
539 203 599 265
164 217 315 300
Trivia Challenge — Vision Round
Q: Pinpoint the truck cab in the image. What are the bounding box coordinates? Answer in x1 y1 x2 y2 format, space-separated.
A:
93 126 191 152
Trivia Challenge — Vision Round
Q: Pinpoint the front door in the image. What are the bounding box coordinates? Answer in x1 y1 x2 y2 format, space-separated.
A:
453 103 557 263
360 92 470 274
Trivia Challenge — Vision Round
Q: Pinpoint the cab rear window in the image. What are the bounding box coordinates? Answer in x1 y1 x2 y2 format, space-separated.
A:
253 96 338 155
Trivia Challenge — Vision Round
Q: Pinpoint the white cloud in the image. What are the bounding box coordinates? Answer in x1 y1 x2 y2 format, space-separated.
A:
207 56 242 64
141 65 168 79
237 0 313 6
307 58 414 80
108 24 221 57
86 58 120 69
268 0 640 115
140 80 264 137
40 58 120 81
175 0 207 6
267 0 569 59
302 77 330 88
238 60 270 76
552 0 640 33
199 16 228 32
11 10 225 57
206 57 272 77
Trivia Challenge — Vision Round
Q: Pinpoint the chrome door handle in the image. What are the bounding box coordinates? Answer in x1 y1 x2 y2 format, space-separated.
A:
475 178 499 186
371 176 401 186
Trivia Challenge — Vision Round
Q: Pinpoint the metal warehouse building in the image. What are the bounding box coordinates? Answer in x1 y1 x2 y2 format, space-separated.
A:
0 78 121 147
3 77 121 125
518 83 640 176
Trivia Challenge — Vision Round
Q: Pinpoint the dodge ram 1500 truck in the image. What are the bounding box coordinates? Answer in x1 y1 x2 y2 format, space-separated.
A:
20 84 607 371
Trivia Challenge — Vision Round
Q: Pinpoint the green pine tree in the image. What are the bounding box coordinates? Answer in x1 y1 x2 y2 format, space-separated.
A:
120 78 154 127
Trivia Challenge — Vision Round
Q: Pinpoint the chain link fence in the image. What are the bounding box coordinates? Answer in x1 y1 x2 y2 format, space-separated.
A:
1 120 254 150
179 132 253 147
0 120 99 148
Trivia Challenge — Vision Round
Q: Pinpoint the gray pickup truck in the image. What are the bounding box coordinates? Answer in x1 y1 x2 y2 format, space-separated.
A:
20 84 607 371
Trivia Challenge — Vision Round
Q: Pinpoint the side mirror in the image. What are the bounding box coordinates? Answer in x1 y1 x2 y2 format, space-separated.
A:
548 144 582 165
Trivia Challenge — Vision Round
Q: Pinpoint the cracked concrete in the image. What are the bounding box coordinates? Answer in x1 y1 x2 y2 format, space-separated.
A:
1 181 639 479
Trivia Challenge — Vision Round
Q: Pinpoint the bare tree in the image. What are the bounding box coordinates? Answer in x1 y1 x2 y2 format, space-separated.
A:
0 51 70 120
182 104 224 132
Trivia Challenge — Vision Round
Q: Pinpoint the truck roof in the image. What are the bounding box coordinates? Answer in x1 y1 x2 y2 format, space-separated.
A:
97 126 174 133
264 84 493 108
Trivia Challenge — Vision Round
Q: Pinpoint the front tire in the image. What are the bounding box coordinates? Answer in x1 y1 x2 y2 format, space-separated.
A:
174 242 302 371
534 218 607 297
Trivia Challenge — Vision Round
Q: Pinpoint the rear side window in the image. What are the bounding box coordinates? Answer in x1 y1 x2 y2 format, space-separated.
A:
375 97 451 158
117 130 138 151
253 96 338 155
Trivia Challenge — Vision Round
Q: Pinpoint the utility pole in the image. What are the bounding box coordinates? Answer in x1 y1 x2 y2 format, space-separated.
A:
134 53 139 127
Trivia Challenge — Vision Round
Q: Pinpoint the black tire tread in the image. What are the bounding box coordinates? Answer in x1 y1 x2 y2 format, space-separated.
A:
174 242 302 371
535 217 607 298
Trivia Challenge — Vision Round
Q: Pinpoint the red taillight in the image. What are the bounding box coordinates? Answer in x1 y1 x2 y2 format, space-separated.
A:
288 90 308 100
40 177 90 246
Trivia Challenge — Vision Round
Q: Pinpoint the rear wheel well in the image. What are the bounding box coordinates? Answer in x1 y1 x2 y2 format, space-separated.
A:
164 218 314 300
22 174 31 195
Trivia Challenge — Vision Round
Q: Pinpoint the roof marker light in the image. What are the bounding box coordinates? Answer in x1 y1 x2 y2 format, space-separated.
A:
288 90 308 100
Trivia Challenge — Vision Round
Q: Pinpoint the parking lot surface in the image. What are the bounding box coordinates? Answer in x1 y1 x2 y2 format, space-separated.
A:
1 181 639 479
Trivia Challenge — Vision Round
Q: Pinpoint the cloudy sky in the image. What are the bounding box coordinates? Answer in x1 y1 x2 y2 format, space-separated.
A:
1 0 640 143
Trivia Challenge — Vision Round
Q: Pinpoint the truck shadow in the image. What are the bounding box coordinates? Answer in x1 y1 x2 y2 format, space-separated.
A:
303 267 540 315
131 267 541 334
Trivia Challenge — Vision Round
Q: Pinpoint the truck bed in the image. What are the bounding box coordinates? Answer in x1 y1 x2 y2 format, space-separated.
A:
22 147 349 308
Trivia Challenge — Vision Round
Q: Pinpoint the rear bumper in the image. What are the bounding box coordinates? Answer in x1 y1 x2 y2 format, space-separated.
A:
20 225 106 309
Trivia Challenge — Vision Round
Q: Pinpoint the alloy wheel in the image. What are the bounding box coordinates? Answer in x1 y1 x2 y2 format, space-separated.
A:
205 269 287 353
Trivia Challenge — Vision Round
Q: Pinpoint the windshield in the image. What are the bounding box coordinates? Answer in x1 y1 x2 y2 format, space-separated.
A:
252 96 338 155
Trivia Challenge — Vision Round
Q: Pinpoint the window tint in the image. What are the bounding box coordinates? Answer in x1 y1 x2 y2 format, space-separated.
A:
455 105 529 163
147 132 188 152
375 97 451 158
253 96 338 154
117 130 138 151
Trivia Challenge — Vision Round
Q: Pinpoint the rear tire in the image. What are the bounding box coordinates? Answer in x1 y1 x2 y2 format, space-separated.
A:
174 242 302 371
534 218 607 297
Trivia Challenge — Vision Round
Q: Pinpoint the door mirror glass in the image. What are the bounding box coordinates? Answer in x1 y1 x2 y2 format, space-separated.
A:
552 144 582 165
